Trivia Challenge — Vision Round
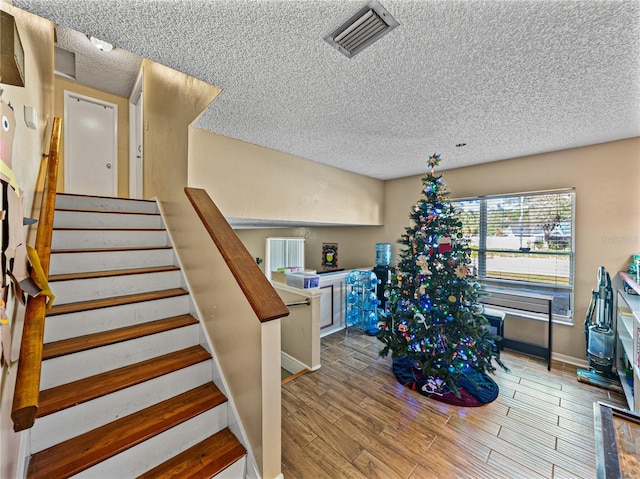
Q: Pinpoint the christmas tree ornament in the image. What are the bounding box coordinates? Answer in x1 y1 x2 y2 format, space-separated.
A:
416 255 432 275
455 264 469 279
427 153 441 171
437 235 452 253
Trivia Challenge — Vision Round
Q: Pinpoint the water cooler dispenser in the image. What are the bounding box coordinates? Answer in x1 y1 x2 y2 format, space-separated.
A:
373 243 392 312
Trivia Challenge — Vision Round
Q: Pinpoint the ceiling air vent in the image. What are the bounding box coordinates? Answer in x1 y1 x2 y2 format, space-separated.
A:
324 0 399 58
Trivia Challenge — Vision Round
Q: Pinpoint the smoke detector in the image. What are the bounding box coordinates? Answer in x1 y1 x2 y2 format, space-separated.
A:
324 0 399 58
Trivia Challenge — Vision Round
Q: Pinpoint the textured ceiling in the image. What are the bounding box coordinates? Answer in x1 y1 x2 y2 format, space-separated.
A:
54 25 142 97
13 0 640 180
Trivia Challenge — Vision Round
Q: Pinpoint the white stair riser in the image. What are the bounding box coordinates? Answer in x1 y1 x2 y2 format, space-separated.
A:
44 296 191 342
216 458 247 479
51 271 183 305
49 248 175 275
31 361 214 453
55 195 158 214
41 325 200 389
54 210 163 229
73 407 231 479
52 229 169 249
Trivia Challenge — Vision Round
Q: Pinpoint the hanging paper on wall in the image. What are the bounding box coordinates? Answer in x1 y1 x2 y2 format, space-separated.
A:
321 243 339 270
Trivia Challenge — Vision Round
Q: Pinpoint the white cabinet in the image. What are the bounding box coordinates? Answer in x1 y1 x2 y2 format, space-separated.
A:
318 272 348 337
616 272 640 411
274 268 372 338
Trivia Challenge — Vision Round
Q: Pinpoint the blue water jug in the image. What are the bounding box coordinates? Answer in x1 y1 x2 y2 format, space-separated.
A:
375 243 392 266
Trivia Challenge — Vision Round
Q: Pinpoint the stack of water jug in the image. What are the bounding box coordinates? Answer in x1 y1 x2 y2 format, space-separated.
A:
345 270 380 333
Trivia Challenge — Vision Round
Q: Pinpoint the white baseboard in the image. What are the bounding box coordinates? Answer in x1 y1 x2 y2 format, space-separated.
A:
552 352 588 368
281 351 308 374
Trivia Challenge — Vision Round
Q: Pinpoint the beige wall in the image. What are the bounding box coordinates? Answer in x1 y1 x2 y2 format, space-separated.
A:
192 108 638 366
53 76 130 196
0 3 54 478
189 130 384 226
275 285 322 371
385 138 640 362
142 60 220 202
1 6 54 223
142 59 284 479
236 225 384 275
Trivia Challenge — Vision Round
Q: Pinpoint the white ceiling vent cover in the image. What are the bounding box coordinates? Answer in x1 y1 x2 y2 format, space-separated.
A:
324 0 399 58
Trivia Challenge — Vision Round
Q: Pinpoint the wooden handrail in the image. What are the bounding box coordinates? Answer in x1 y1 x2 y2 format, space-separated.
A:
12 117 61 432
185 187 289 323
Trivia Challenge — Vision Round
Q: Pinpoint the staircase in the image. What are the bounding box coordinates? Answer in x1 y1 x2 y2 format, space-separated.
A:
26 193 247 478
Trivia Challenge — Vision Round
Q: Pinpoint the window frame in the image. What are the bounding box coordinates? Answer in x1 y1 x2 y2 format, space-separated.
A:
453 188 575 324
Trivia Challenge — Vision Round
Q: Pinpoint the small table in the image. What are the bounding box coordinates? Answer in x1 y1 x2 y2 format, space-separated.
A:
480 288 553 370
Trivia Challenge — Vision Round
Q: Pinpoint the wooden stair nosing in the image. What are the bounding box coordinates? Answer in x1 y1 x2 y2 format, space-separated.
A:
47 288 189 316
37 345 212 418
136 428 247 479
28 383 226 479
48 265 180 283
51 245 174 254
42 314 199 360
56 207 161 217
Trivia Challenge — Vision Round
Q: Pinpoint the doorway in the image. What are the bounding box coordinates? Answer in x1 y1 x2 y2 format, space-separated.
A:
64 92 118 196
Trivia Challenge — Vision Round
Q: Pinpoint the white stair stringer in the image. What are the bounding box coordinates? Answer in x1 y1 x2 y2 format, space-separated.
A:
27 193 248 479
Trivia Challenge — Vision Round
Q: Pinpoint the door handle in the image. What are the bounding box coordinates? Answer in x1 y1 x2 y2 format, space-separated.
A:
106 163 112 169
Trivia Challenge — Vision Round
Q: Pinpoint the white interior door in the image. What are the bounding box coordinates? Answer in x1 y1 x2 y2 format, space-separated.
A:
64 92 117 196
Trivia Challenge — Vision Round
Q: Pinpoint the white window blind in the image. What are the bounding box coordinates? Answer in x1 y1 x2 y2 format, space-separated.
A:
264 237 305 280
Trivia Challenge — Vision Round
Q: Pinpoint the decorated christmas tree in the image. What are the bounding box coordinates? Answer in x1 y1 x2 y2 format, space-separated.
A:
377 154 506 405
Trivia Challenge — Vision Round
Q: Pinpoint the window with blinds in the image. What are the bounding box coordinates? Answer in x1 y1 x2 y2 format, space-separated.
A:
453 189 575 321
264 237 305 280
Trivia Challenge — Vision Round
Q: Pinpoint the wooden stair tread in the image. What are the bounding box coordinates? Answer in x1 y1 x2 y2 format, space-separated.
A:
49 265 180 282
42 315 198 360
137 428 246 479
28 383 226 479
37 345 211 418
47 288 189 316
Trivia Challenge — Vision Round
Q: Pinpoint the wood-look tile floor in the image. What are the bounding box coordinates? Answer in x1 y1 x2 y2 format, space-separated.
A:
281 329 628 479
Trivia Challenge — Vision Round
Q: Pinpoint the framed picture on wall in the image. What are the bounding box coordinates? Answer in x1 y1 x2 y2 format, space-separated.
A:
322 243 338 270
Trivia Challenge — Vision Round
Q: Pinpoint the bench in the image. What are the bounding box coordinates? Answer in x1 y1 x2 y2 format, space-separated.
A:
480 288 554 370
